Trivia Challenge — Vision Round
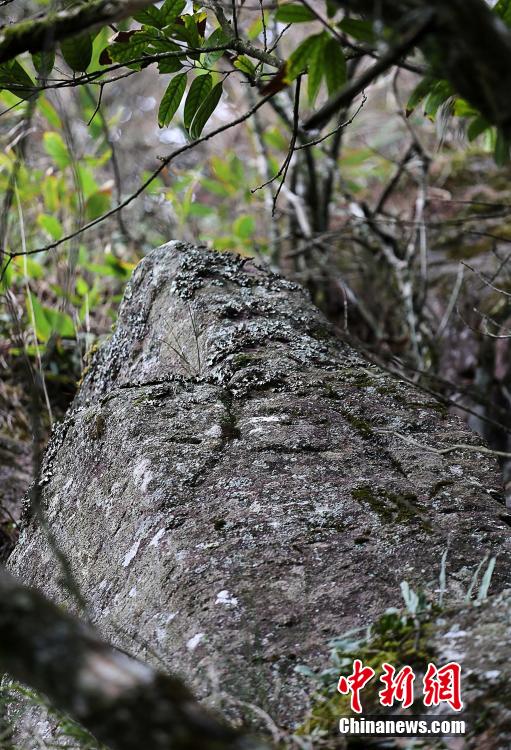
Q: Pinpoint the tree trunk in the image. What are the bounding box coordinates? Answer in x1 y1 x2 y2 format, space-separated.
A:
7 242 511 730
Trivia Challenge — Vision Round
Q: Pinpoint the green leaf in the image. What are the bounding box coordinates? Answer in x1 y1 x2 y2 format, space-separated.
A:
32 50 55 78
495 130 510 166
85 191 111 220
324 38 346 95
27 294 75 341
183 14 201 48
233 215 255 239
158 72 187 127
60 33 93 72
203 28 231 69
467 115 490 142
338 17 375 43
405 76 436 116
0 61 35 100
156 42 184 73
157 56 184 74
286 33 322 82
37 214 63 240
495 0 511 25
190 81 223 138
275 3 316 22
184 73 212 131
161 0 186 25
424 80 452 118
39 97 61 128
307 34 326 104
133 5 164 28
326 0 338 18
107 32 152 65
27 293 52 342
44 307 75 339
234 55 256 76
43 132 70 169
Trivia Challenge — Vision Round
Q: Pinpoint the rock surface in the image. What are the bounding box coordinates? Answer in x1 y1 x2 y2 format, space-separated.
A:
432 592 511 749
8 242 511 727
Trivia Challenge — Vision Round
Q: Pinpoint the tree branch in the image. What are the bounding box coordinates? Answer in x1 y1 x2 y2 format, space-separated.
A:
0 569 269 750
333 0 511 137
303 11 434 131
0 0 157 66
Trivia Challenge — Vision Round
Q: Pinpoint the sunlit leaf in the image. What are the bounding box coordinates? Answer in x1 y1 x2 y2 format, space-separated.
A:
234 55 256 76
43 132 70 169
37 214 63 240
233 214 255 239
85 191 111 219
39 97 61 128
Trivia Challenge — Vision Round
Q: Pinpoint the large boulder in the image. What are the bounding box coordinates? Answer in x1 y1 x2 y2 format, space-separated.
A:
8 242 511 727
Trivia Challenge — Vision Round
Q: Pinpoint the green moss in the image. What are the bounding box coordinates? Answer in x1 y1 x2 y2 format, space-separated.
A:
352 484 431 530
296 606 438 746
340 410 374 439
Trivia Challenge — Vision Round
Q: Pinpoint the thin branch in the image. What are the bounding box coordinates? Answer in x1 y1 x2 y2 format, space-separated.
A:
0 0 156 65
303 11 435 131
294 92 367 150
376 429 511 459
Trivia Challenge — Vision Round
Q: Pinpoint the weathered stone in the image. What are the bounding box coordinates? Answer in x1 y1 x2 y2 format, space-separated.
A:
432 592 511 749
8 242 511 728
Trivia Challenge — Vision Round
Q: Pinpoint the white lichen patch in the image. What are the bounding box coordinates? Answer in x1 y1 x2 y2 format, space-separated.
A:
186 632 205 651
215 590 238 607
122 538 142 567
204 424 223 437
128 586 137 598
149 528 165 547
133 457 154 494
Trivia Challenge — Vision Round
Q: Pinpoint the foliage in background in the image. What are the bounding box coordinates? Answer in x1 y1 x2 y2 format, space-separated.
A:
2 0 511 469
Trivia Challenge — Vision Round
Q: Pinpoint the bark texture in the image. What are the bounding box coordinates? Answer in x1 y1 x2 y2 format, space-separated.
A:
8 242 511 728
0 569 266 750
